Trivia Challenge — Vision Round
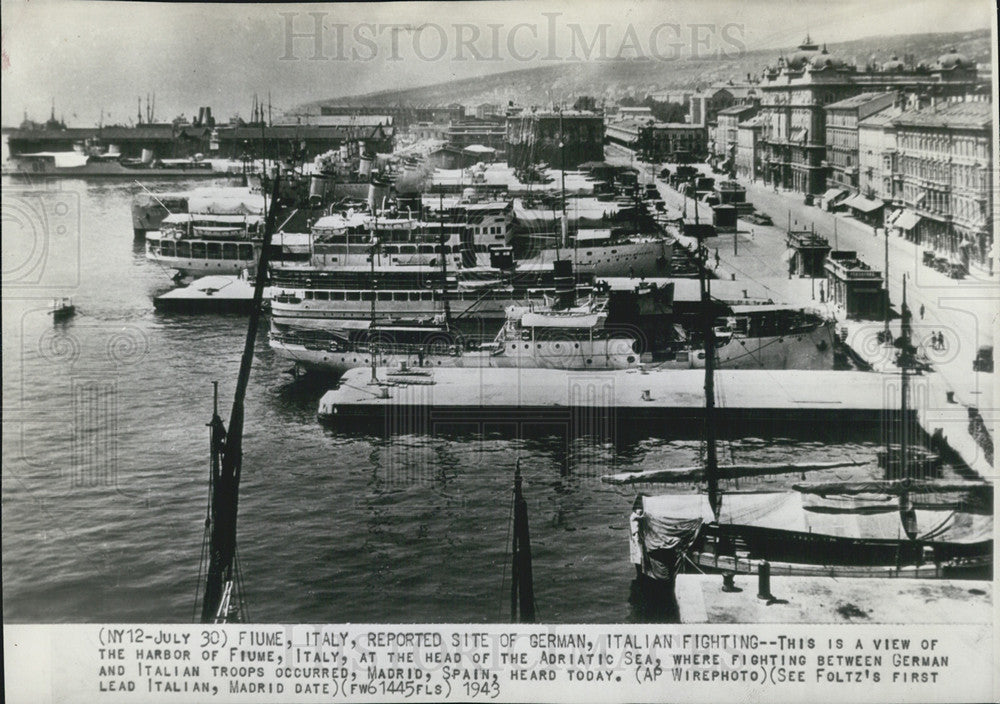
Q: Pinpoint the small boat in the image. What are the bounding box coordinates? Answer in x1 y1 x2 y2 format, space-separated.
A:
49 298 75 322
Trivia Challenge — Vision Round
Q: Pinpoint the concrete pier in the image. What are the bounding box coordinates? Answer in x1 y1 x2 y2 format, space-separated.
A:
319 367 904 432
676 574 992 624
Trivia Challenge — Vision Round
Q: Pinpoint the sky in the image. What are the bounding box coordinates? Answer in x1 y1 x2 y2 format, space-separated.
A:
1 0 995 127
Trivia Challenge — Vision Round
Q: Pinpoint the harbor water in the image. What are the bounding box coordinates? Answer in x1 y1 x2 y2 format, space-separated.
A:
3 177 907 623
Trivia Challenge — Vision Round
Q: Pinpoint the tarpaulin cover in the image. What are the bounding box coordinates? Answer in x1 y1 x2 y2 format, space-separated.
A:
641 491 992 544
638 494 709 579
914 508 993 544
186 198 265 216
640 494 711 551
847 195 884 213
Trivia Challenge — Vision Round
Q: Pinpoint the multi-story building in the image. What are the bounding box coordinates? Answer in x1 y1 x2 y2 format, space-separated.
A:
736 114 766 181
857 105 905 203
758 38 982 195
619 106 654 120
445 118 506 154
824 92 897 190
892 99 993 272
474 103 500 120
712 105 759 167
650 90 692 107
506 110 604 169
605 119 707 161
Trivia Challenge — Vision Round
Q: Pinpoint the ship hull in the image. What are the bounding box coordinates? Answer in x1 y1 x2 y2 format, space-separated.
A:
270 293 550 330
270 336 640 376
519 238 672 277
657 320 838 371
4 161 234 179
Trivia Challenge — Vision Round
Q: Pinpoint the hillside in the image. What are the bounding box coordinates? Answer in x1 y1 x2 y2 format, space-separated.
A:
298 29 991 111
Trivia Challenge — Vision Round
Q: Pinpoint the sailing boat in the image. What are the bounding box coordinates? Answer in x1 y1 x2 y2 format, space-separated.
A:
195 170 282 623
612 254 993 583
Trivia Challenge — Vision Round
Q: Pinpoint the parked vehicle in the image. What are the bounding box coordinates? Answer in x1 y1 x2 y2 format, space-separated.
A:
973 345 993 373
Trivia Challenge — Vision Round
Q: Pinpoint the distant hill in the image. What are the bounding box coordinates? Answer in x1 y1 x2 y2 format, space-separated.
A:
297 29 991 111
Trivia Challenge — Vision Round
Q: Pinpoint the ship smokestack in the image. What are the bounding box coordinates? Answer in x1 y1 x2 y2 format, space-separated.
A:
552 259 575 309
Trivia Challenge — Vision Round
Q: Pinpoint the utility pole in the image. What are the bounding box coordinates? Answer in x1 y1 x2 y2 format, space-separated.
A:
884 217 891 344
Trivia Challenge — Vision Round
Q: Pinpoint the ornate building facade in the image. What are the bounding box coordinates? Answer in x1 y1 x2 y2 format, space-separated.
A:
893 99 993 272
757 38 982 195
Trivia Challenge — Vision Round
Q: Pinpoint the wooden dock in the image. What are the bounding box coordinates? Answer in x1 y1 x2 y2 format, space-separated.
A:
318 367 906 433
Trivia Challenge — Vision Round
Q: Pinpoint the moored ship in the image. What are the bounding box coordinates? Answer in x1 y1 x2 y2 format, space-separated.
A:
145 212 311 276
269 297 643 376
4 150 231 179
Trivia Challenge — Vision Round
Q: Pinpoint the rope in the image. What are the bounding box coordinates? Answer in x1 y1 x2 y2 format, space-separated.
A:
681 550 707 574
193 430 218 622
192 525 210 623
234 546 250 622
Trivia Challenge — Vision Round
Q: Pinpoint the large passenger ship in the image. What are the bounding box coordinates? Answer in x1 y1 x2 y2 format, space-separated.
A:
269 297 643 376
145 212 311 276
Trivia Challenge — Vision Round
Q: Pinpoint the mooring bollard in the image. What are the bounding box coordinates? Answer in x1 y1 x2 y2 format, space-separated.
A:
641 389 652 402
722 572 739 592
757 561 772 600
946 391 955 403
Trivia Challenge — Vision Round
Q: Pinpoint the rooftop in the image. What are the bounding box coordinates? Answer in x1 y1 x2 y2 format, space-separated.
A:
858 105 906 128
892 100 993 130
825 92 894 111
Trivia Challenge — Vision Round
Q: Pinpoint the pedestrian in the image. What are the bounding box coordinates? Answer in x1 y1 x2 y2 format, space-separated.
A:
919 304 925 320
938 332 946 351
714 249 721 268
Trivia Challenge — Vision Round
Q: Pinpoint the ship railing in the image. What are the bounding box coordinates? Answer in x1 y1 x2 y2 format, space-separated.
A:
270 331 473 357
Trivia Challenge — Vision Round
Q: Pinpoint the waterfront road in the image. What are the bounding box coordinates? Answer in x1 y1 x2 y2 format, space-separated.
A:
606 146 996 476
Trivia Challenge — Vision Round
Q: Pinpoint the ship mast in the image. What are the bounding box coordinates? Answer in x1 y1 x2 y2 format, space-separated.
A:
199 170 281 623
897 274 917 537
438 193 452 329
509 461 535 623
700 234 719 518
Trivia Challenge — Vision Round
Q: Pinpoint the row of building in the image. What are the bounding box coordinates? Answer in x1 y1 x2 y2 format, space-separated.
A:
706 38 992 273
